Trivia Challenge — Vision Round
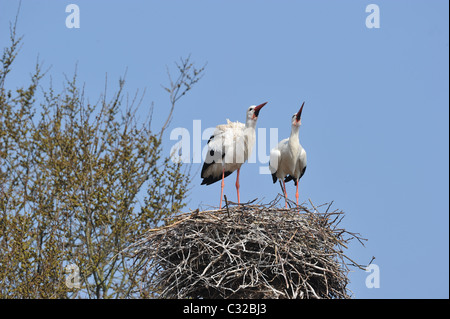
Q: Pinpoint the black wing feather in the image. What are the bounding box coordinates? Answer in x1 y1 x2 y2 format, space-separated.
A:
271 172 277 184
284 174 296 186
201 168 232 185
284 166 307 186
201 132 229 185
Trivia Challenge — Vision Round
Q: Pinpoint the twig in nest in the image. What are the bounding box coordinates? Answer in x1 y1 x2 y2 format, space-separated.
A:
224 195 230 218
125 199 366 299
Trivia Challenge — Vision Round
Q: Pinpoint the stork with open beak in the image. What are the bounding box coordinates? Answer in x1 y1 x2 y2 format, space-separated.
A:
201 102 268 208
269 102 307 208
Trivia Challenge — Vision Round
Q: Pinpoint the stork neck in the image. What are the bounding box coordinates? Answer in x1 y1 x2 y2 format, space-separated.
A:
289 125 300 152
245 118 257 129
290 124 300 139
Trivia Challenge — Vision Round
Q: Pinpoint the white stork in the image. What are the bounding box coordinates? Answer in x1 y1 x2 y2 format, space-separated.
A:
269 102 307 208
201 102 268 208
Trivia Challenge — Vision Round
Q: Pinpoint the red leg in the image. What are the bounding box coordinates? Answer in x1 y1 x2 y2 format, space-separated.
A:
295 180 299 207
283 180 288 208
235 168 240 204
220 168 225 208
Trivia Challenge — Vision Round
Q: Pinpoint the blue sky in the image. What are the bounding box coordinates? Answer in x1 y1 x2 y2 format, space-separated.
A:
1 0 448 298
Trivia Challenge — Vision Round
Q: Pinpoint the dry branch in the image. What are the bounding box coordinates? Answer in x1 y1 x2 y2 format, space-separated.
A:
125 197 366 299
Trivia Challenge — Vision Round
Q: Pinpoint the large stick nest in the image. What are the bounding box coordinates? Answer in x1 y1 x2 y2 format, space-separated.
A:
127 197 365 299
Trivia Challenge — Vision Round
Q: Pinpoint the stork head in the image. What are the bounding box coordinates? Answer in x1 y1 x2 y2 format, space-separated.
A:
247 102 268 121
291 102 305 127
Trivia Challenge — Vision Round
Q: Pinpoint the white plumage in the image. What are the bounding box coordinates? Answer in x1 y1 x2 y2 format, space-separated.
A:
269 102 307 208
201 102 268 207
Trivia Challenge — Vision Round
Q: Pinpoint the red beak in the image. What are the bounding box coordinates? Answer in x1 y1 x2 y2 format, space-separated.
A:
296 102 305 122
254 102 268 117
